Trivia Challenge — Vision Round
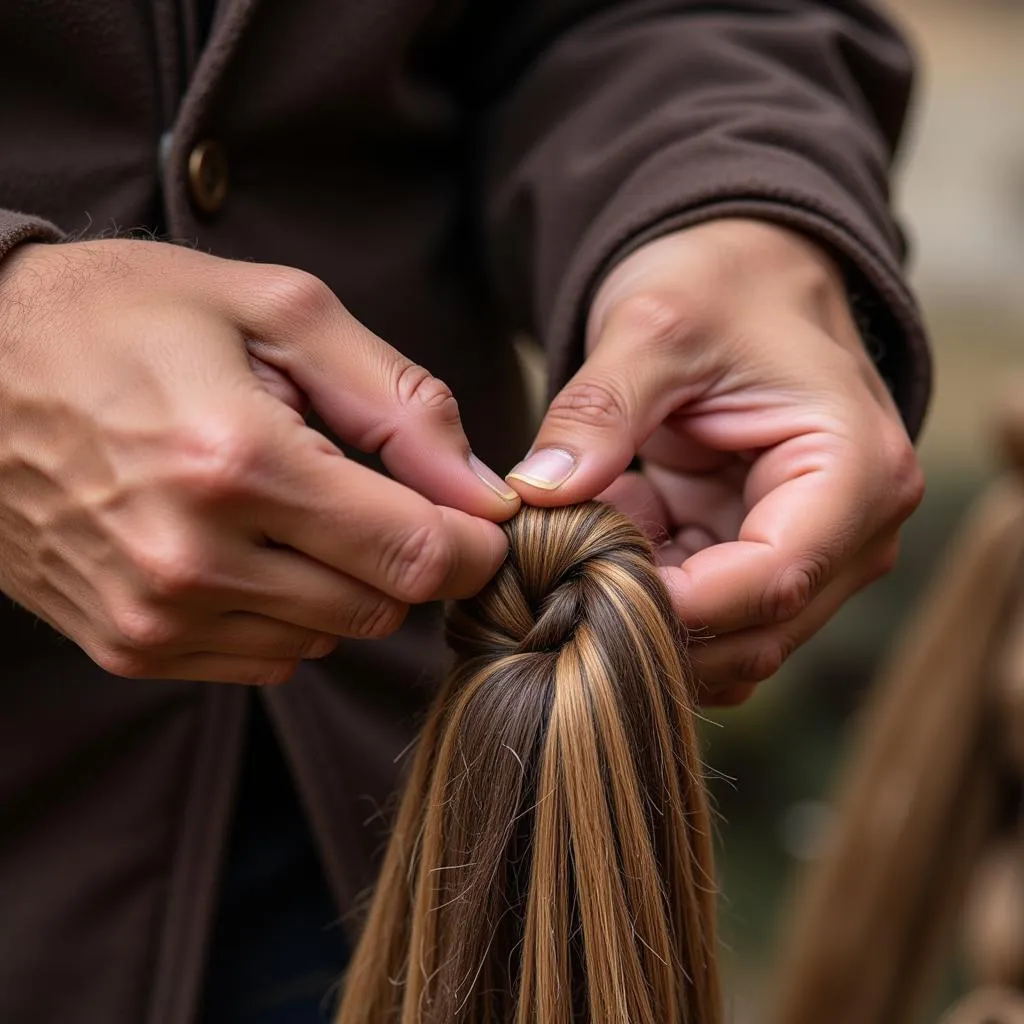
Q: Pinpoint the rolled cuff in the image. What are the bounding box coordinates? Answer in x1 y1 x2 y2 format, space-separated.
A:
0 209 63 263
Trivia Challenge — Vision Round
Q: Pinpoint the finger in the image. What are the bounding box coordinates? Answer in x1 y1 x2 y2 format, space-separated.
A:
246 350 309 415
228 545 410 639
679 541 895 693
226 265 519 520
257 445 509 603
87 608 336 676
704 684 758 708
506 301 693 503
639 460 747 547
198 613 340 660
145 654 301 686
663 433 898 634
597 472 672 543
598 468 743 562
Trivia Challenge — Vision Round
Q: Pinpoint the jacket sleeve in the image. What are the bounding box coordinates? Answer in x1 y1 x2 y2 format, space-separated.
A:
0 209 62 262
460 0 931 438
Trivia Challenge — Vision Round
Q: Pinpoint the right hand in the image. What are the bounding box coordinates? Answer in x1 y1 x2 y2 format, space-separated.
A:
0 239 518 684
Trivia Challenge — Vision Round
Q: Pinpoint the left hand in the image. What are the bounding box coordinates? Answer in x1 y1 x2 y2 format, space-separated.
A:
506 219 924 704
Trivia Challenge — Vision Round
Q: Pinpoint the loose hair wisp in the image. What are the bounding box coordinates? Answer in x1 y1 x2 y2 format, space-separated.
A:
337 502 722 1023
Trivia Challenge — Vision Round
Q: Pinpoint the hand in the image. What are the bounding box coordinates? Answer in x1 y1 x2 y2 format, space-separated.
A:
0 240 518 684
506 219 923 703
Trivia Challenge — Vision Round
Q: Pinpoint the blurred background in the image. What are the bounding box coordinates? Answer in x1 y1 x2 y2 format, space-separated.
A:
709 1 1024 1018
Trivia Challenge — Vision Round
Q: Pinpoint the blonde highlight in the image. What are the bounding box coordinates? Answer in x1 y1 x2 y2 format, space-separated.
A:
336 501 722 1023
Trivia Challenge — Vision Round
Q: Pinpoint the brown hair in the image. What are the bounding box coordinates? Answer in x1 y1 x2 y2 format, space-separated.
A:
335 501 721 1024
770 479 1024 1024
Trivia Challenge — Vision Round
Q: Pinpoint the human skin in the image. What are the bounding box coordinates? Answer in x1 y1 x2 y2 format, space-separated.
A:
507 219 924 703
0 221 923 699
0 239 518 685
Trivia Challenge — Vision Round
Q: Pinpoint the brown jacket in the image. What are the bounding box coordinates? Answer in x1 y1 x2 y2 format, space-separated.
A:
0 2 930 1021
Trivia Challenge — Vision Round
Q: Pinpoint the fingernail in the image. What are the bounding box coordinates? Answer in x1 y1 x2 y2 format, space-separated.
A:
506 448 577 490
468 453 519 502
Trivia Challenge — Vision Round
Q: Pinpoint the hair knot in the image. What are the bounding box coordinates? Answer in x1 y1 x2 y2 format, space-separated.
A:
447 502 656 659
516 576 584 653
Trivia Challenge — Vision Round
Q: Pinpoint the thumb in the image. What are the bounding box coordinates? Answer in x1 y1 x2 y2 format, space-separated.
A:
507 317 684 504
229 266 520 521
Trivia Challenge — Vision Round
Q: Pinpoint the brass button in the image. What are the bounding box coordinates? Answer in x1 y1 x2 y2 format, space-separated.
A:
187 139 229 215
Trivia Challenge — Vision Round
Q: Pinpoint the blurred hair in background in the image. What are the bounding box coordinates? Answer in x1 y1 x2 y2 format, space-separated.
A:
712 2 1024 1018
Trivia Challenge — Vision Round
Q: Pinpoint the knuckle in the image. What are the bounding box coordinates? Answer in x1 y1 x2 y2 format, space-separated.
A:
714 683 758 708
602 288 708 356
394 363 461 427
546 378 628 431
866 539 901 585
738 637 794 684
609 291 703 351
300 634 340 659
173 416 260 499
346 595 408 639
132 543 207 600
92 644 155 679
261 268 338 328
111 604 183 652
761 556 827 624
382 521 452 602
889 439 925 518
878 538 901 575
251 660 300 686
